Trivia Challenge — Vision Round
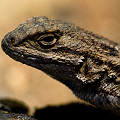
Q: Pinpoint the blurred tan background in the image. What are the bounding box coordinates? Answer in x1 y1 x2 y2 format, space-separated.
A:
0 0 120 113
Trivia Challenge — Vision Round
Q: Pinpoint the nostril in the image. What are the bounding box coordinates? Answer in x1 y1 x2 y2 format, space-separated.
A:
6 35 16 45
10 36 15 44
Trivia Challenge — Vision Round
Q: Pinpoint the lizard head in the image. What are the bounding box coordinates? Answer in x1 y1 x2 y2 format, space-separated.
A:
1 16 88 87
1 16 120 113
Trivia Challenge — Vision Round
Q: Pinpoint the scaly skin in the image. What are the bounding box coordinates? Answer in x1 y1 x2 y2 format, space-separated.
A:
0 110 35 120
1 16 120 113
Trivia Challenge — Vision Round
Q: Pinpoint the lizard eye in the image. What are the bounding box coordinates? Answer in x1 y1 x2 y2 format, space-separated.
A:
37 34 58 49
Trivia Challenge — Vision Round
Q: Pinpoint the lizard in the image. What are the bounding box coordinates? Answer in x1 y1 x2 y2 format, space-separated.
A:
1 16 120 114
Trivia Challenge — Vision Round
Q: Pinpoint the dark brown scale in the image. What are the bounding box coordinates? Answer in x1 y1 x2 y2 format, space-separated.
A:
100 43 118 56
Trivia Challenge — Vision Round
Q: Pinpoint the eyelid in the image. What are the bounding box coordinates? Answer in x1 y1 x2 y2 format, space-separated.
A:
37 34 54 41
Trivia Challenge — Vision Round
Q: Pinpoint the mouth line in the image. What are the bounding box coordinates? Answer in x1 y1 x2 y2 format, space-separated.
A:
2 43 82 71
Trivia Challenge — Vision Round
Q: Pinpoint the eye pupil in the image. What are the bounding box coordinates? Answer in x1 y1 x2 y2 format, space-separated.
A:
44 36 54 42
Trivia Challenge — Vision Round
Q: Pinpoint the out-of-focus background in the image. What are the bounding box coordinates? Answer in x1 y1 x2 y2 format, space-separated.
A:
0 0 120 113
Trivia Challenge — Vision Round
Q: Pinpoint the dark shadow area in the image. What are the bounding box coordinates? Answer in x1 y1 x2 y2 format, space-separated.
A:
0 98 35 120
34 102 120 120
0 98 29 114
0 98 119 120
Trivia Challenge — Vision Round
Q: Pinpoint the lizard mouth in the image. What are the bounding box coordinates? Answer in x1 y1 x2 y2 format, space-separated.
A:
1 39 82 73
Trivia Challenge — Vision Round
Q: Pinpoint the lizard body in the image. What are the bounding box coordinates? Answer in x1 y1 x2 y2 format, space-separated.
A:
1 16 120 113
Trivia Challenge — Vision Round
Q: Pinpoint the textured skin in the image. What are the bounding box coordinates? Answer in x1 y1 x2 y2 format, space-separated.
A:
1 16 120 113
0 110 35 120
